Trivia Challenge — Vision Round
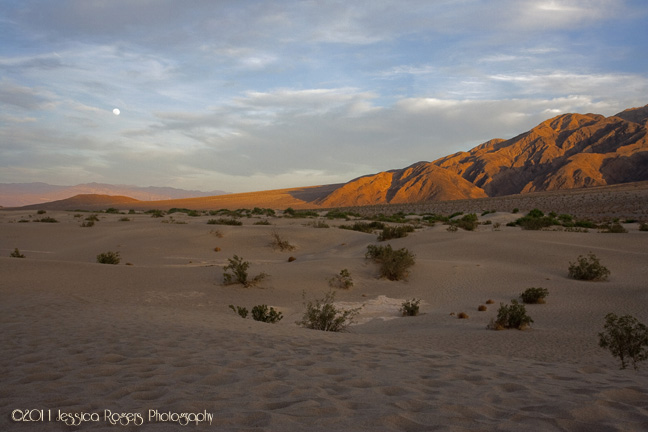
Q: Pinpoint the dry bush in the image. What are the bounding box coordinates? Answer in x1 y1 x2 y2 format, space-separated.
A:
568 253 610 281
269 229 296 251
478 305 487 312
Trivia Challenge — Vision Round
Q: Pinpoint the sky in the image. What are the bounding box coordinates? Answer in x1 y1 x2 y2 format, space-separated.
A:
1 0 647 193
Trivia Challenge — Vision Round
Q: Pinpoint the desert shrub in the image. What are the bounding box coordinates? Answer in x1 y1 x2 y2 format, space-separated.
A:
222 255 267 287
512 208 519 214
296 290 361 332
251 305 284 323
478 305 487 311
283 208 318 218
568 253 610 281
492 222 501 231
365 244 415 281
520 287 549 304
485 299 494 304
575 219 597 229
452 213 479 231
269 230 295 251
489 300 533 330
169 208 202 217
449 212 464 219
599 313 648 370
119 217 130 222
86 214 99 222
371 212 409 223
329 269 354 289
254 219 272 225
104 208 120 214
80 220 94 227
325 210 361 220
457 312 469 319
377 224 415 241
128 209 136 214
600 223 628 233
97 251 120 265
251 207 276 217
339 221 385 233
37 209 47 214
208 218 242 226
10 248 25 258
228 305 249 318
34 216 59 223
146 209 165 218
400 298 421 316
639 222 648 232
446 224 458 232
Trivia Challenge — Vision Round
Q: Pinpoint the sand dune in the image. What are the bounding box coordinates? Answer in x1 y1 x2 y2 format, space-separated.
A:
1 208 647 431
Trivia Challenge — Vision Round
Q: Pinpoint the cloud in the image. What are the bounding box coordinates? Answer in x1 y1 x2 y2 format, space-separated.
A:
0 79 57 110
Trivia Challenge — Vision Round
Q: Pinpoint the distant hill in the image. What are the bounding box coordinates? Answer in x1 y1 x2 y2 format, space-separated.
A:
316 104 648 207
0 182 228 207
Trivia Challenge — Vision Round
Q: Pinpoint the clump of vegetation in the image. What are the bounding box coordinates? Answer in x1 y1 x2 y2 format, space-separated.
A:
80 220 95 227
10 248 25 258
34 216 59 223
254 219 272 225
488 300 533 330
283 207 319 218
296 290 361 332
639 222 648 231
329 269 354 289
169 208 202 217
229 305 248 318
513 209 559 230
146 209 165 218
37 209 47 214
377 224 415 241
599 313 648 370
339 221 385 233
269 230 295 251
600 223 628 233
478 305 487 312
400 298 421 316
365 244 415 281
446 224 458 232
208 218 242 226
86 214 100 222
251 305 283 323
119 217 130 222
229 304 283 323
485 299 495 304
251 207 276 217
222 255 267 287
449 213 479 231
568 253 610 281
370 212 410 223
97 251 120 265
457 312 469 319
520 287 549 304
104 208 120 214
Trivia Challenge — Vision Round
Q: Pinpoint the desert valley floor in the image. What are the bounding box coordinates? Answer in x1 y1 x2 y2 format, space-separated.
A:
1 205 647 431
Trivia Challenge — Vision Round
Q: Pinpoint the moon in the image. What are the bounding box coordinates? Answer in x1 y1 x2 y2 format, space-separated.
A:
113 108 120 116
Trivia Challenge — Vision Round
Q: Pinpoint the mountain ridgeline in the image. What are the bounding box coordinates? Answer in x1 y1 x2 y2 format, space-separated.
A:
315 104 648 207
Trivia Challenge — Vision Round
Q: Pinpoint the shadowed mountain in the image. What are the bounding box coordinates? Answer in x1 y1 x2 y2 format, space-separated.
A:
316 104 648 207
0 182 227 208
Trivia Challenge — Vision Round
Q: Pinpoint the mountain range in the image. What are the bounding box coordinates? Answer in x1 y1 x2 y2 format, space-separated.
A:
0 183 227 208
5 104 647 210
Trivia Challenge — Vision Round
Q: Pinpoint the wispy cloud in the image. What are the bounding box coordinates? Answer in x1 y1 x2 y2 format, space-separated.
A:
0 0 646 192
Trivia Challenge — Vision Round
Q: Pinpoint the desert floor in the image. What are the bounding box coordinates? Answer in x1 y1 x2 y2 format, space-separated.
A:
1 209 647 431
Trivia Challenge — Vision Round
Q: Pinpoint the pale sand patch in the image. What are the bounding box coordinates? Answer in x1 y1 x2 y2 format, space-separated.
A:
1 210 647 431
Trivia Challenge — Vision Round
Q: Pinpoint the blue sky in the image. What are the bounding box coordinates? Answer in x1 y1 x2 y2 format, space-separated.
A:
1 0 647 193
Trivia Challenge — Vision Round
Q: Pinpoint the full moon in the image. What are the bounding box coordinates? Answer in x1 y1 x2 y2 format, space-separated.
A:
113 108 120 116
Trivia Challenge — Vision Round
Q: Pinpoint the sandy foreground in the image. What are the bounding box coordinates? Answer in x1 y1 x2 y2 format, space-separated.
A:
1 209 647 431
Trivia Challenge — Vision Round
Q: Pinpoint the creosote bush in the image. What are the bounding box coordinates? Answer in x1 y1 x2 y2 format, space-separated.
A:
329 269 354 289
10 248 25 258
377 225 415 241
568 253 610 281
297 290 361 332
489 300 533 330
269 229 295 251
400 298 421 316
97 251 120 265
222 255 267 287
229 304 283 323
365 244 415 281
599 313 648 370
520 287 549 304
